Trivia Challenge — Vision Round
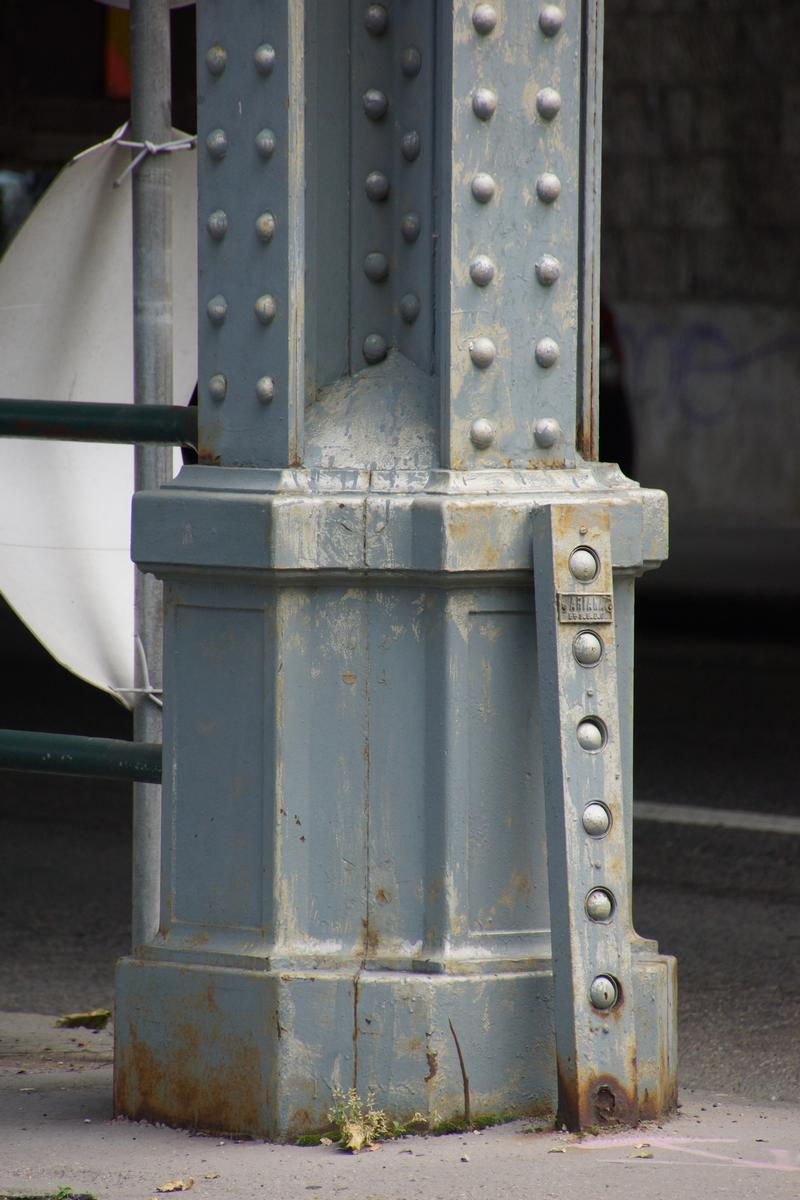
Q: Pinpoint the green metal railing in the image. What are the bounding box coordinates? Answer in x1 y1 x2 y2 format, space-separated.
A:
0 399 196 448
0 729 162 783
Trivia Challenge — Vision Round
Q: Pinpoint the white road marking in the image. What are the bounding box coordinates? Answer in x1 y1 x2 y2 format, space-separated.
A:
634 801 800 836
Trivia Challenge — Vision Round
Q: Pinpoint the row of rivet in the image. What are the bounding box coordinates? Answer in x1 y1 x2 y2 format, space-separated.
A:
204 36 278 406
569 540 621 1013
468 3 566 453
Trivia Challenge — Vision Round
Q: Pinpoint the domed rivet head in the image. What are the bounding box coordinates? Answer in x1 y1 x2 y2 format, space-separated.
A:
363 89 389 120
470 418 495 450
582 802 611 838
208 374 227 402
586 889 614 922
472 4 498 34
364 4 389 35
535 337 560 368
207 210 229 240
256 376 275 404
399 293 421 324
539 5 565 36
365 171 390 202
364 251 390 282
400 211 421 242
255 212 276 242
577 718 606 752
570 546 599 582
469 255 495 287
534 416 561 448
254 43 276 75
535 254 561 287
574 630 604 667
254 294 277 325
401 130 421 162
255 129 277 159
363 333 388 364
590 975 619 1011
206 44 227 76
206 128 228 159
536 172 562 203
206 295 228 325
471 172 496 203
469 336 496 368
472 88 498 121
536 87 562 120
401 46 422 76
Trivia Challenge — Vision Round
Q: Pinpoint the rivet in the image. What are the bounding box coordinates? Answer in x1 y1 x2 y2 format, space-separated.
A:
208 374 227 402
589 975 619 1011
363 333 388 364
364 251 390 282
401 46 422 77
469 336 496 369
399 293 421 324
586 889 614 922
207 210 229 240
582 802 611 837
536 87 562 120
472 88 498 121
255 129 277 159
535 337 560 368
255 212 276 243
577 718 606 752
535 254 561 286
364 4 389 35
400 211 421 242
539 5 565 36
570 547 599 582
574 630 604 667
471 172 496 203
205 44 227 76
472 4 498 34
469 255 495 287
470 418 495 450
206 129 228 159
365 171 390 202
206 295 228 325
534 417 561 448
536 172 561 203
401 130 421 162
254 294 277 325
363 89 389 120
256 376 275 404
254 43 276 75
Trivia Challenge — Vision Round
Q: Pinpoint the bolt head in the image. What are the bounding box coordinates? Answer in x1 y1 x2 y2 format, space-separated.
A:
364 4 389 34
364 251 390 282
208 374 227 402
469 336 496 369
469 255 495 287
363 333 388 364
472 87 498 121
399 293 421 324
582 802 611 837
206 44 227 76
569 547 599 582
535 337 560 368
255 128 277 159
256 376 275 404
536 86 562 120
400 46 422 76
472 3 498 34
255 212 276 243
254 43 276 75
206 295 228 325
401 130 421 162
535 254 561 287
470 418 495 450
536 172 562 204
577 718 606 752
254 294 277 325
206 128 228 159
590 975 619 1010
533 417 561 448
207 210 229 240
574 630 604 666
363 89 389 120
471 172 496 203
539 4 565 36
365 171 390 202
586 890 614 922
400 211 421 242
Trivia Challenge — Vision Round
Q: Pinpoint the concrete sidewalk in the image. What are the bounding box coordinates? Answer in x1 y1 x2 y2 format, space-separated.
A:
2 1014 800 1200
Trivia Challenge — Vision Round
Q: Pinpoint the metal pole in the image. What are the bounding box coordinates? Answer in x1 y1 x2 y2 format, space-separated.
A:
130 0 173 951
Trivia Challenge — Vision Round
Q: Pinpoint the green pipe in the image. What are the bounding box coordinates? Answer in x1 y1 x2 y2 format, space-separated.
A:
0 400 197 448
0 729 162 783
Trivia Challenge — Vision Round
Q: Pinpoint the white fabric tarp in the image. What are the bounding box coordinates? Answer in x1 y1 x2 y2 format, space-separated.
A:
0 134 197 699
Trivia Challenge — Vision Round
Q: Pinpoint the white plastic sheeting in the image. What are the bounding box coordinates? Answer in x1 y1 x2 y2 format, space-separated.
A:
0 134 197 698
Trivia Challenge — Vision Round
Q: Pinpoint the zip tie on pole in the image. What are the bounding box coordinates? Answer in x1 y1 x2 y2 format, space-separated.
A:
69 122 196 188
111 634 164 709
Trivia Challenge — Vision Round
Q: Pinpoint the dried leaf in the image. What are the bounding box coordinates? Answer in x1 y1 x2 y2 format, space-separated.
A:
156 1179 195 1193
629 1150 654 1159
634 1141 651 1149
56 1008 111 1030
203 1173 221 1180
319 1137 333 1146
547 1147 566 1154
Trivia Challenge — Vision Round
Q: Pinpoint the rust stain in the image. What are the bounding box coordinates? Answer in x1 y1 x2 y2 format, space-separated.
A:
342 671 358 685
375 888 391 904
197 447 221 466
556 1057 639 1132
424 1050 438 1082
